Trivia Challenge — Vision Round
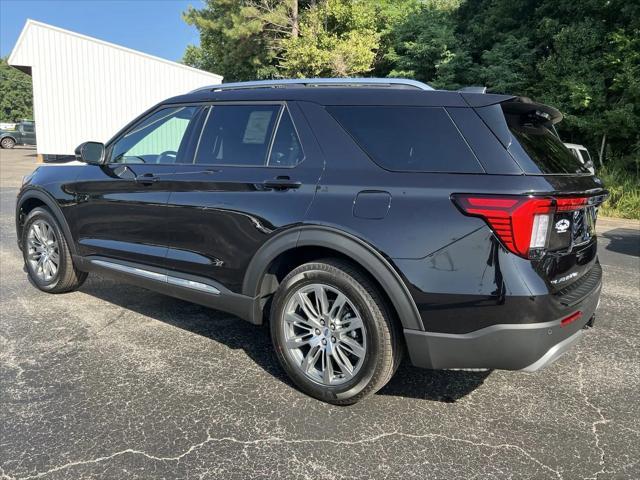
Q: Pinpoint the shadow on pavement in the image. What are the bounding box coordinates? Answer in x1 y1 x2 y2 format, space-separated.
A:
379 365 490 402
80 278 487 404
601 228 640 257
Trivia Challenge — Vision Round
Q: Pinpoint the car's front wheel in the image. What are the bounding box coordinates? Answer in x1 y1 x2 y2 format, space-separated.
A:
21 207 88 293
270 259 401 405
1 137 16 149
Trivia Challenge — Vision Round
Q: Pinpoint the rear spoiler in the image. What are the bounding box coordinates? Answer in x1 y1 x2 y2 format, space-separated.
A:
460 93 563 126
499 96 563 126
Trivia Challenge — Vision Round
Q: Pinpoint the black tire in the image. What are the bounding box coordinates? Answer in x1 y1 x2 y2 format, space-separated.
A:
270 258 402 405
21 207 87 293
1 137 16 149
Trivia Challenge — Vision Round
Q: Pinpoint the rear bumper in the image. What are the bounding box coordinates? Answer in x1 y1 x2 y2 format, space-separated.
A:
404 281 600 371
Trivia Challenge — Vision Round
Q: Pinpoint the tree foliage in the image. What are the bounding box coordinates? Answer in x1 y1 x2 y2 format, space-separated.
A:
0 57 33 122
184 0 640 161
279 0 380 77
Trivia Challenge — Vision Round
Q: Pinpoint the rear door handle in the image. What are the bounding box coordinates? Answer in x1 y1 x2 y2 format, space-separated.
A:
263 177 301 190
135 173 159 185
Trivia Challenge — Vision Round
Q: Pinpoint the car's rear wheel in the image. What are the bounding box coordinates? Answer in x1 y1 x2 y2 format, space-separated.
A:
21 207 87 293
270 259 401 405
1 137 16 149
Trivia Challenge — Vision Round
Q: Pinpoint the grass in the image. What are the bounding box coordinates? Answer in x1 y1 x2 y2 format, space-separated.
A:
597 164 640 220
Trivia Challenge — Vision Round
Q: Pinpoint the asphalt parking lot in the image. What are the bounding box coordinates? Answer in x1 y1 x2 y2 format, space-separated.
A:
1 147 639 480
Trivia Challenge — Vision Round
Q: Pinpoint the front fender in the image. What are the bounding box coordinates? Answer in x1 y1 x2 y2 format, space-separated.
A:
16 188 78 256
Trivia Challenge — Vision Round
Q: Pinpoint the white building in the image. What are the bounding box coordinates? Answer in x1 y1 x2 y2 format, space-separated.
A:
8 19 222 158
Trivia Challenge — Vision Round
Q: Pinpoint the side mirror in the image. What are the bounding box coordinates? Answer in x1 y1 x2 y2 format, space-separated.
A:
75 141 105 164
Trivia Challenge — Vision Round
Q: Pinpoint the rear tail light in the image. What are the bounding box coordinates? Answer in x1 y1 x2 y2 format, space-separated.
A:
452 194 589 259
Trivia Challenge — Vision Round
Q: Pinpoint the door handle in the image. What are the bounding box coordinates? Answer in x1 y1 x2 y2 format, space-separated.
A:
135 173 159 185
263 177 301 190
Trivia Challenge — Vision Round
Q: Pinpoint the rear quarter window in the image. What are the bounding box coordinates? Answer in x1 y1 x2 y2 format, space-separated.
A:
327 106 483 173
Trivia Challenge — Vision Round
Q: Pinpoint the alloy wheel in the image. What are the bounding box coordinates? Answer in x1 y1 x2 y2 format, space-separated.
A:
1 138 15 149
26 220 60 282
282 283 367 386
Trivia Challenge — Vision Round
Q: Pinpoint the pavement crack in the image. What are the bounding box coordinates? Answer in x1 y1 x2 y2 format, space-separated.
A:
577 357 611 480
14 429 562 479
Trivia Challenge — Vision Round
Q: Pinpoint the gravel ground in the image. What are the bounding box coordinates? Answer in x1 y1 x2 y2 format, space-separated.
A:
1 147 639 479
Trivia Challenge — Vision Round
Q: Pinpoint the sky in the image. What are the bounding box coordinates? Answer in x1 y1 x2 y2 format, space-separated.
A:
0 0 202 62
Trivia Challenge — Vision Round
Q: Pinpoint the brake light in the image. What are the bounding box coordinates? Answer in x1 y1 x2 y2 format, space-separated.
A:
556 197 589 212
451 194 589 259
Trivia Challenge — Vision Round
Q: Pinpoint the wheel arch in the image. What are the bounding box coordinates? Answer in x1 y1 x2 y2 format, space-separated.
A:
16 189 78 256
242 225 424 331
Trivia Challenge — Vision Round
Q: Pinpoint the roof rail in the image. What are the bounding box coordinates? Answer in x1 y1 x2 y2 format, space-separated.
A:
191 77 434 93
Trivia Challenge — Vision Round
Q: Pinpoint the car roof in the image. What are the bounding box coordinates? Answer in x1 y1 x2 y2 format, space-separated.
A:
163 84 512 109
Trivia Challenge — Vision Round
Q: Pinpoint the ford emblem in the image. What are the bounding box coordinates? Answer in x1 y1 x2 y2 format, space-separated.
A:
555 219 570 233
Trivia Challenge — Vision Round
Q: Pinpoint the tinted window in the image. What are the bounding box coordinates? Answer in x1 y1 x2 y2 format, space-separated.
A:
505 113 589 174
195 105 280 166
21 123 34 133
327 106 482 173
268 109 303 167
110 106 200 164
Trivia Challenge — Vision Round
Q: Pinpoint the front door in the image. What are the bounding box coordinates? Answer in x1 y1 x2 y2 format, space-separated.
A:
162 102 325 292
65 105 205 268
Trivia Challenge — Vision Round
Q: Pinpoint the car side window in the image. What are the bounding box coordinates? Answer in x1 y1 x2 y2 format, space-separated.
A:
109 106 200 164
194 104 281 166
328 106 483 173
268 108 304 167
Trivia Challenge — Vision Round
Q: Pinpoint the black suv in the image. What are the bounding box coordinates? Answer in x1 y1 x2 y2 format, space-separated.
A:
16 78 606 404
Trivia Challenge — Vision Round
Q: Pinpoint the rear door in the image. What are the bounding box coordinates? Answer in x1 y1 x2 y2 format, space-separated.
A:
66 105 205 268
20 122 36 145
162 101 324 291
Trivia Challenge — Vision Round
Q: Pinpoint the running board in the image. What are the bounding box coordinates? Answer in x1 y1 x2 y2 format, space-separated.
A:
91 259 220 294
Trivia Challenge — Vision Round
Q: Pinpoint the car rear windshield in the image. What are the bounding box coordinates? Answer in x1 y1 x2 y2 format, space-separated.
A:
327 106 483 173
505 118 589 174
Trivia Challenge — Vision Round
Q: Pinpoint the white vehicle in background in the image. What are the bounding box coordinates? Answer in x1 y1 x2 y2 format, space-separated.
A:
564 143 595 174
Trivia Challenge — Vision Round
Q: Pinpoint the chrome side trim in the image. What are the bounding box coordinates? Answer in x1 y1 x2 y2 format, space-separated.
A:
167 276 220 294
90 259 220 295
521 330 584 372
92 259 167 282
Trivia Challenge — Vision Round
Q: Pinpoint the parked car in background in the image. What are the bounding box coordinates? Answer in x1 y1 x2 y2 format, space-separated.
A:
16 78 607 404
564 143 595 174
0 120 36 149
0 122 17 131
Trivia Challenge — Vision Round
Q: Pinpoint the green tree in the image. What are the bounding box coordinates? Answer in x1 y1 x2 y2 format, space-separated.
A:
279 0 380 77
184 0 386 80
183 0 308 81
380 1 473 90
0 58 33 122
